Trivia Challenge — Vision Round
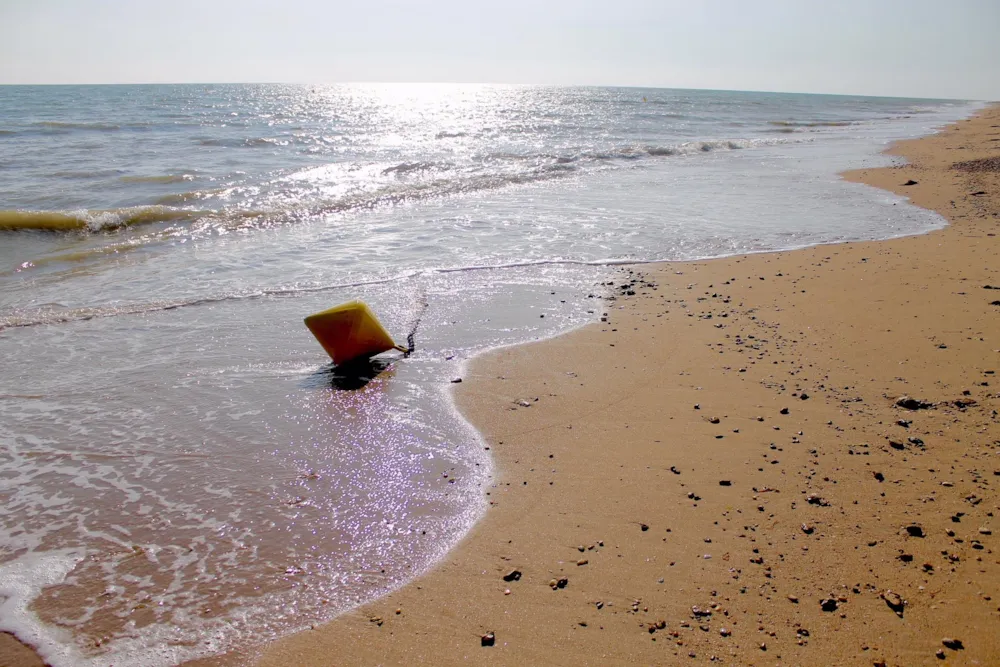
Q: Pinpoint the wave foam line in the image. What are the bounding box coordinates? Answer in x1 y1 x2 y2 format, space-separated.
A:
0 207 203 232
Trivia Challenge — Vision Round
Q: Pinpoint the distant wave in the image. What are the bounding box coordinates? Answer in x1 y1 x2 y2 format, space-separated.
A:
0 206 202 232
34 121 123 131
120 174 195 184
435 131 468 139
381 161 449 176
769 120 854 128
196 137 288 148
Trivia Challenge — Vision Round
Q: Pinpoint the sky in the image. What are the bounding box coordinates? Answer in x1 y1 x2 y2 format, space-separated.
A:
0 0 997 99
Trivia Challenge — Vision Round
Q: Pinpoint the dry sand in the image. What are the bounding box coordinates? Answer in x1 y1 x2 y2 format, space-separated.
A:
3 106 998 667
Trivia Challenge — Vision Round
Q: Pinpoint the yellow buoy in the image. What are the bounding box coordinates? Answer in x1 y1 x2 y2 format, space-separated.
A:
304 301 407 365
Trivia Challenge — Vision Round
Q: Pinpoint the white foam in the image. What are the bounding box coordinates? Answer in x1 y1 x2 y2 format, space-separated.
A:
0 549 84 665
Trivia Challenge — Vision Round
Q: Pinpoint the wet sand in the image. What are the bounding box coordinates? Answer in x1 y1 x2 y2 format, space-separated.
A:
253 105 1000 666
3 106 998 666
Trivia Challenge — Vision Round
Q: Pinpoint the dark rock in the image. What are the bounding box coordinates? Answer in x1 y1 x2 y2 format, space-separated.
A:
905 525 925 538
881 590 905 617
942 638 964 650
800 393 810 400
719 480 732 486
902 179 918 185
897 553 914 563
640 523 649 531
874 472 885 482
780 407 790 415
820 598 839 612
502 569 522 582
481 631 496 647
895 396 932 410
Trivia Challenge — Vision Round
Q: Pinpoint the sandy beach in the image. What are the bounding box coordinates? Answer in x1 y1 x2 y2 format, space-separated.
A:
244 106 1000 666
1 105 996 667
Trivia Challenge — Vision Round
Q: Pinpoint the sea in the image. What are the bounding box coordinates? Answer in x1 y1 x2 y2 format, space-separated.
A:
0 84 980 665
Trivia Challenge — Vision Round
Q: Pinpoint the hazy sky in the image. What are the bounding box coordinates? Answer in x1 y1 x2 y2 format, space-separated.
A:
1 0 997 99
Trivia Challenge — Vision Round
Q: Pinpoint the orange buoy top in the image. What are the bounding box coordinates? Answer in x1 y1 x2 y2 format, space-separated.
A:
304 300 406 365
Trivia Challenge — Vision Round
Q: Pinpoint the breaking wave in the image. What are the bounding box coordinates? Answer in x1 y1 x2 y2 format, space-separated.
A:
0 207 203 232
2 136 798 235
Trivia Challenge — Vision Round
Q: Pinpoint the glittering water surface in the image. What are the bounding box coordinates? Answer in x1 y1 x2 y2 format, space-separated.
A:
0 84 978 665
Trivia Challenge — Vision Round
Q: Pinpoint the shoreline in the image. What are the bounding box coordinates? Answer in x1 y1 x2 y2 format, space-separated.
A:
250 105 999 665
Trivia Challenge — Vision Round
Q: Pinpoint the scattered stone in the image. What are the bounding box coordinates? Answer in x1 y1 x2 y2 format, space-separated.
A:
936 649 946 659
640 523 649 531
787 595 799 603
942 638 964 650
718 480 732 486
503 569 522 582
708 416 721 424
905 525 925 538
800 393 809 400
874 472 885 482
897 553 914 563
450 378 463 383
881 590 905 617
780 407 790 415
903 179 918 185
481 631 495 647
806 494 830 506
820 598 839 612
577 559 588 566
979 528 992 535
801 523 814 534
719 628 731 637
896 396 932 410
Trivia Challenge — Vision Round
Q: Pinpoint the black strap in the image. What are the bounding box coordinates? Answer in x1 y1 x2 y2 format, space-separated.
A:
404 290 429 357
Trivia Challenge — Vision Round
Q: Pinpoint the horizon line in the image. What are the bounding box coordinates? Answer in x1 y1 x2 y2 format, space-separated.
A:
0 81 981 102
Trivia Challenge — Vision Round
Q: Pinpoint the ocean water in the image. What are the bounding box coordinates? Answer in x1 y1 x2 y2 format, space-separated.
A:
0 84 979 665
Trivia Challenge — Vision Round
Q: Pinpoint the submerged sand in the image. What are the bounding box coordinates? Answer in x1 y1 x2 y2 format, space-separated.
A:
2 107 998 666
253 105 1000 666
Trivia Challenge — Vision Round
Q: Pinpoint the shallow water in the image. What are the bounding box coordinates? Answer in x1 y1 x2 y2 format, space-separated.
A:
0 84 980 665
